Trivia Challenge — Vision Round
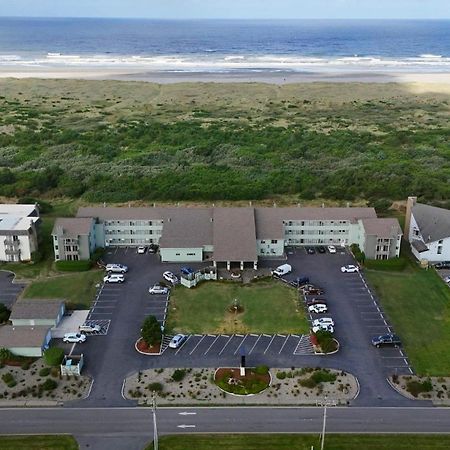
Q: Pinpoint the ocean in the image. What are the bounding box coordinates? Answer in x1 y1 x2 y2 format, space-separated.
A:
0 18 449 73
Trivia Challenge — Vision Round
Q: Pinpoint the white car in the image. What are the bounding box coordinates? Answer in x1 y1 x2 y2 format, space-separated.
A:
63 332 86 343
444 276 450 283
137 246 146 254
327 245 336 254
312 317 334 327
341 264 359 273
169 334 187 348
149 285 169 295
308 304 328 314
79 323 101 333
312 324 334 334
103 273 125 283
163 271 178 284
105 263 128 274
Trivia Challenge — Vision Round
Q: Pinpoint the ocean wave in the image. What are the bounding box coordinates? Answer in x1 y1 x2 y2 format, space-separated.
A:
0 52 449 72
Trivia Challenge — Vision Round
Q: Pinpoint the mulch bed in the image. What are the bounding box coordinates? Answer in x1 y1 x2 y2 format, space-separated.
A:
215 367 270 385
136 338 161 354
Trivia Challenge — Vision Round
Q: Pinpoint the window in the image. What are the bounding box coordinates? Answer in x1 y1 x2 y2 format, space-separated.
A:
260 240 266 244
55 245 58 250
187 253 196 256
54 236 58 241
271 240 278 244
438 246 443 255
439 240 443 244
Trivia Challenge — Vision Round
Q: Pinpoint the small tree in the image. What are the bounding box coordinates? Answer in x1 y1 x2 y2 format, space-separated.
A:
0 348 12 362
141 315 162 347
44 347 64 367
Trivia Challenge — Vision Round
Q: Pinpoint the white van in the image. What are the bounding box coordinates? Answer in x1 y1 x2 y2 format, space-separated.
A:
272 264 292 277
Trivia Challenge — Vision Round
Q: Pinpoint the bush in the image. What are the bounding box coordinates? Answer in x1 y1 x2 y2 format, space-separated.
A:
314 330 337 354
254 365 269 375
311 370 337 384
1 373 14 384
299 377 317 389
365 258 407 271
91 247 105 263
406 379 433 397
21 361 31 370
0 304 11 323
17 197 53 214
276 371 287 380
171 369 186 382
55 260 92 272
43 347 64 367
0 348 12 362
350 244 365 264
39 367 51 377
148 382 163 392
141 315 162 347
31 250 43 263
41 378 58 391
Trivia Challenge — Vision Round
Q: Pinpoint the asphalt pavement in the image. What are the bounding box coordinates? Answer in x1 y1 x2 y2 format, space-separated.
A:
0 270 25 308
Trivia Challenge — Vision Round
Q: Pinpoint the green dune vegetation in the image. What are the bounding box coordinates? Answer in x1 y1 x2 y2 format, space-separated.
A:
0 79 449 205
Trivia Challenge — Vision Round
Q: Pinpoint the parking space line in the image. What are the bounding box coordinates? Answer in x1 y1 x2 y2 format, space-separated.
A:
175 335 191 355
189 335 206 355
263 335 276 354
248 335 262 354
233 335 248 355
68 343 76 356
218 335 235 356
89 311 113 315
278 335 291 354
204 335 221 355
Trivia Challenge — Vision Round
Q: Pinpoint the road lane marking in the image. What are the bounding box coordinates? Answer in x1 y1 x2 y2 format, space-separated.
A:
248 335 262 354
233 334 248 355
263 335 276 354
189 335 206 355
177 424 196 429
278 335 291 354
218 335 234 356
204 335 221 355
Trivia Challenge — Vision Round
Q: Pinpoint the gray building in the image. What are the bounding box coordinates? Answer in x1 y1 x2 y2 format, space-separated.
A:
0 326 51 357
10 299 65 327
52 205 402 266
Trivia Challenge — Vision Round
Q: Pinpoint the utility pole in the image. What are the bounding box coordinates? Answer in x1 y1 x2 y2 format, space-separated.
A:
317 396 334 450
152 392 158 450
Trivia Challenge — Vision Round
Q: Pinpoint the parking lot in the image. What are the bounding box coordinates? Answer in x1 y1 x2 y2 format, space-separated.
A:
0 270 25 308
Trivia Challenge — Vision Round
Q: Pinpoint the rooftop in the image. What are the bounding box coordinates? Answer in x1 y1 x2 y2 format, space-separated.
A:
10 299 64 321
0 203 38 217
412 203 450 243
0 215 38 232
361 218 403 238
0 325 50 348
52 218 94 237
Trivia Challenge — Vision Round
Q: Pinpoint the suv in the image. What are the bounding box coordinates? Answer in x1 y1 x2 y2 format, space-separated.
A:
105 264 128 274
327 245 336 254
163 271 178 284
149 285 169 295
63 333 86 343
104 273 125 284
371 334 401 348
341 264 359 273
308 304 328 314
312 324 334 334
79 323 101 333
435 261 450 270
312 317 334 327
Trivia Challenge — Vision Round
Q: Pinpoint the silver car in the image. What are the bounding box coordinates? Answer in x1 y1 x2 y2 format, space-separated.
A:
149 285 169 295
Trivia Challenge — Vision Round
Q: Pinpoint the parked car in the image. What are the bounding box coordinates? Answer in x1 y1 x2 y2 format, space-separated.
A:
371 334 401 348
103 273 125 284
296 276 310 287
435 261 450 270
308 304 328 314
163 271 179 284
301 285 325 296
63 332 86 343
444 276 450 283
105 263 128 274
180 267 194 276
137 246 146 254
341 264 359 273
317 246 326 254
79 323 101 333
312 324 334 334
306 247 316 254
169 334 187 349
312 317 334 327
272 264 292 277
327 245 337 254
305 297 327 307
149 284 169 295
148 244 159 254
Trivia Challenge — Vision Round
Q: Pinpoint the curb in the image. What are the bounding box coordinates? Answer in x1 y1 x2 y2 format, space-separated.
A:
213 367 272 397
314 338 340 355
135 337 162 356
386 376 423 401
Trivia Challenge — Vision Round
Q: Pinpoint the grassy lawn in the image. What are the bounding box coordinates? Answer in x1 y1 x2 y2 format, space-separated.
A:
166 281 308 334
155 434 450 450
22 270 103 309
0 435 78 450
365 240 450 377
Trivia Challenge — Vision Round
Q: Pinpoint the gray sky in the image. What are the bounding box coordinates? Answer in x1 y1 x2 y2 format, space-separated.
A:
1 0 449 19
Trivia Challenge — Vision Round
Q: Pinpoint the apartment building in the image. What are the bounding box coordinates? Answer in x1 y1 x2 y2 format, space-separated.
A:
53 205 402 266
405 196 450 262
0 204 40 262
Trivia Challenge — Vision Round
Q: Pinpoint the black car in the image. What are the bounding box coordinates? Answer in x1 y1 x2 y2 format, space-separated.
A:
296 276 310 287
435 261 450 270
317 246 326 254
371 334 401 348
306 247 316 254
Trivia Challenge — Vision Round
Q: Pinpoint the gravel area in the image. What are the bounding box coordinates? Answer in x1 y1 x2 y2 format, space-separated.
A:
124 367 358 406
0 359 92 404
390 375 450 404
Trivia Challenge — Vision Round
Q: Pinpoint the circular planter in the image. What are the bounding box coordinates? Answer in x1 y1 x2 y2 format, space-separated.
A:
214 367 271 396
135 337 161 355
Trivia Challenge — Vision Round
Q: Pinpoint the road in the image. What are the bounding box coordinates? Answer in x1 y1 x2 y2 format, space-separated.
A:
1 407 450 449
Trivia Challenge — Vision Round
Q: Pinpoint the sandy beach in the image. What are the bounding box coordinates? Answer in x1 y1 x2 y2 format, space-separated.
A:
0 66 449 89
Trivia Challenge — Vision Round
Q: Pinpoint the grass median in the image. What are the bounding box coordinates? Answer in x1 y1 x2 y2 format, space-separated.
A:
0 435 78 450
155 433 450 450
166 280 308 335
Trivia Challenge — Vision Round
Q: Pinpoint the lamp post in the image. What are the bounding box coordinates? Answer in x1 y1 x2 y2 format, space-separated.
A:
152 391 158 450
317 396 334 450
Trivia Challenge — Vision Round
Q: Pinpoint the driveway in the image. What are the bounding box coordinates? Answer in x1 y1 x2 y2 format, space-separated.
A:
0 270 26 308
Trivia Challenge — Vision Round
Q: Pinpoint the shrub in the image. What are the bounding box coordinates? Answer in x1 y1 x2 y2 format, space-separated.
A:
299 377 317 389
44 347 64 367
0 304 11 323
21 361 31 370
406 379 433 397
314 330 337 354
311 370 337 384
148 382 163 392
55 260 92 272
31 250 43 263
350 243 365 264
41 378 58 391
91 247 105 263
276 371 287 380
141 315 162 347
254 365 269 375
364 257 407 271
1 373 14 384
17 197 53 214
39 367 51 377
172 369 186 382
0 348 12 362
